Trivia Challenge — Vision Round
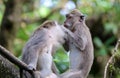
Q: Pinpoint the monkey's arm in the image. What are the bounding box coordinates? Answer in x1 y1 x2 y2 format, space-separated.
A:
62 24 87 51
60 26 74 51
22 29 47 70
61 25 81 51
74 26 87 51
61 25 87 51
26 46 40 70
61 26 75 38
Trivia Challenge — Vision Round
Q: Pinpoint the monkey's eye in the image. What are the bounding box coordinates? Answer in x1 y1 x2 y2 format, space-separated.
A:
80 15 85 20
66 14 69 18
43 25 48 28
66 14 72 19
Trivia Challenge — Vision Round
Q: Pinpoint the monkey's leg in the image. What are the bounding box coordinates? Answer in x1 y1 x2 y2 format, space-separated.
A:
39 53 58 78
60 70 70 78
38 45 58 78
34 71 40 78
60 70 83 78
51 49 59 75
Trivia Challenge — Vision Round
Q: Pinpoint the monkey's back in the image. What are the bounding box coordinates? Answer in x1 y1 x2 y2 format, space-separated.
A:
21 28 49 64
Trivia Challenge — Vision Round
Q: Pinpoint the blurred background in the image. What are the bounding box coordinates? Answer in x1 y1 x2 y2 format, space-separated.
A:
0 0 120 78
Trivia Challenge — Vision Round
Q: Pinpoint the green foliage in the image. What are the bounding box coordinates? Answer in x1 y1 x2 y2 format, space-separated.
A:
114 51 120 78
94 37 115 56
14 23 38 56
79 0 112 15
53 48 69 73
37 6 50 18
107 52 120 78
104 22 117 34
0 3 5 25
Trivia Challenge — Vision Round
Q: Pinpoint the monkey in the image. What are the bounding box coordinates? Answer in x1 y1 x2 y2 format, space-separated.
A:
21 20 61 78
21 20 74 78
60 9 94 78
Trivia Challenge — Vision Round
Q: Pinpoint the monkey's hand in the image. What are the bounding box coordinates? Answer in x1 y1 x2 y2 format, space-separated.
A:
28 65 36 71
61 25 75 38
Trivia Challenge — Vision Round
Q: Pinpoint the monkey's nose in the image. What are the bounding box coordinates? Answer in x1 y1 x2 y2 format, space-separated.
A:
64 23 68 28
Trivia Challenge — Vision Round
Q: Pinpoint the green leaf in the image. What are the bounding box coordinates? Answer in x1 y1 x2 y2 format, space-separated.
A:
94 37 103 48
37 6 50 18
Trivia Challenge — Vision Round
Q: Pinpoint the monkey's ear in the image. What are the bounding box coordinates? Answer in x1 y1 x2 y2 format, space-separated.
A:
79 15 85 22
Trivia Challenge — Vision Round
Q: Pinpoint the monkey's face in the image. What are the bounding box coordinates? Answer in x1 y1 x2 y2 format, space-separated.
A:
64 14 74 30
64 10 85 30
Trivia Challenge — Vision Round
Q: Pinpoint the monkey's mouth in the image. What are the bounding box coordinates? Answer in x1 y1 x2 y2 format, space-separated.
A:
64 24 69 28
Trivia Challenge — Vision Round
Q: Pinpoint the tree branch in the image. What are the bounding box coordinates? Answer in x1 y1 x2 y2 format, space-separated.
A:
104 38 120 78
22 8 61 24
0 55 19 78
0 45 35 78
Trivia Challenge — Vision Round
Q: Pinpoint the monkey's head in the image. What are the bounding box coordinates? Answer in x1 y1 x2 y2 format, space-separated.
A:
64 9 85 30
41 20 57 29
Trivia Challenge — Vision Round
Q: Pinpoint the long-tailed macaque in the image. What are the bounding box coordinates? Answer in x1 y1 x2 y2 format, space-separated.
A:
21 20 72 78
61 9 94 78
